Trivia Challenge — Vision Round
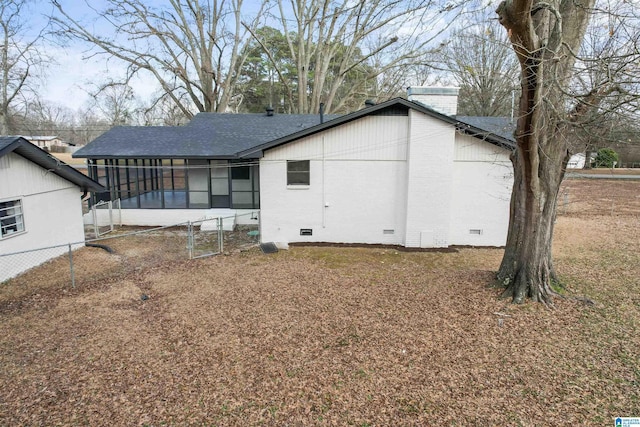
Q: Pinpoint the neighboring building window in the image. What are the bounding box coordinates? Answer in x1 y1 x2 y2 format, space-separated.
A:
287 160 310 185
0 199 25 238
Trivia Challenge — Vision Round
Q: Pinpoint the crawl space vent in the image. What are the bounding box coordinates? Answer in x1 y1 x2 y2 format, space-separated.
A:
469 229 483 235
383 229 395 235
260 242 279 254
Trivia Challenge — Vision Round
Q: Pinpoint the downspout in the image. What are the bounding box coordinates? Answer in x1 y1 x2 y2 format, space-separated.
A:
322 135 326 228
320 102 326 228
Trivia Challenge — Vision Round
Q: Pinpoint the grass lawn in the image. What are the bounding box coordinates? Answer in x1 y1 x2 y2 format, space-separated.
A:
0 179 639 425
51 152 87 165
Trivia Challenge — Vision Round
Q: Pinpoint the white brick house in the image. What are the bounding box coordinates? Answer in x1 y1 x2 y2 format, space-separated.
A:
242 92 515 248
75 87 516 248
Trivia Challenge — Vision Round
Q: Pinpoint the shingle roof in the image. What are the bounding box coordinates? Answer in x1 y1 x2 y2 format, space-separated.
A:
73 101 516 160
0 137 104 192
456 116 516 142
74 112 339 159
240 99 516 158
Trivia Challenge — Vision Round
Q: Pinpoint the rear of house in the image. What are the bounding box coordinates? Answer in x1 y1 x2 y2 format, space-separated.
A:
255 99 513 248
74 87 515 248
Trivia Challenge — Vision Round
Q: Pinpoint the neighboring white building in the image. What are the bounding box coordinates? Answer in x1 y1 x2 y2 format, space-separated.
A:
0 137 104 282
567 152 597 169
244 95 515 248
21 136 72 151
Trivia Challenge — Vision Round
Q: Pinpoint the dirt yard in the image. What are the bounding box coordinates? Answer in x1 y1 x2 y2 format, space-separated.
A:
1 179 639 426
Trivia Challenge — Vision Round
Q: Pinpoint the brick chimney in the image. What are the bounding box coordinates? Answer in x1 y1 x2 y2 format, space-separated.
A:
407 86 459 116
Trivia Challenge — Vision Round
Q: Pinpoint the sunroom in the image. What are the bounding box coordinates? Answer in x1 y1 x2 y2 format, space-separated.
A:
72 110 333 226
88 158 259 210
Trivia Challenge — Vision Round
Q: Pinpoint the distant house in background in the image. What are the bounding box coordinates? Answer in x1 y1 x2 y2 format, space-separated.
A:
0 137 104 282
567 153 588 169
75 87 516 248
22 136 74 152
567 152 598 169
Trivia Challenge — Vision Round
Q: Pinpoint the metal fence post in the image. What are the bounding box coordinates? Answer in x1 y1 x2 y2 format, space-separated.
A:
218 217 223 253
108 200 114 233
115 198 122 226
187 221 193 259
68 244 75 288
92 205 99 239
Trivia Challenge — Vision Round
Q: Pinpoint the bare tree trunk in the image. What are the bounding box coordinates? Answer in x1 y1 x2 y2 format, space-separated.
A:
495 0 595 304
496 139 569 304
584 149 593 169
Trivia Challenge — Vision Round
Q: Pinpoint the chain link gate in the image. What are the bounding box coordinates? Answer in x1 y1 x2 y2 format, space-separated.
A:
188 217 223 259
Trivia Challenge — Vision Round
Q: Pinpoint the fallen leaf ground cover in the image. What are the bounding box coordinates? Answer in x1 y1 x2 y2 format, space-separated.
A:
1 179 639 426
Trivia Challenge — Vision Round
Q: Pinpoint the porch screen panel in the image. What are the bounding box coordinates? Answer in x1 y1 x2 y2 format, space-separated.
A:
138 159 162 208
168 159 187 208
252 164 260 208
125 159 139 199
94 160 111 203
117 159 130 199
231 162 259 209
188 159 209 208
210 160 230 208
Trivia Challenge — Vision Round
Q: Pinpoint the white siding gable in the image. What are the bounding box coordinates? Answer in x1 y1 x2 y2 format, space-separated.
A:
260 115 409 245
0 152 76 198
263 115 408 161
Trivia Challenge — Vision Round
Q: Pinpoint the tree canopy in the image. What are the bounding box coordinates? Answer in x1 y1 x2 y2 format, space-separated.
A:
50 0 462 116
0 0 48 134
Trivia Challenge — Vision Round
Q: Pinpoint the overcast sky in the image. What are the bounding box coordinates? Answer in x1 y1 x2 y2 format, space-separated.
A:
29 1 159 113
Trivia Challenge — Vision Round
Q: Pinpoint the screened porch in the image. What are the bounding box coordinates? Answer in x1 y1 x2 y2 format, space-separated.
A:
87 158 260 210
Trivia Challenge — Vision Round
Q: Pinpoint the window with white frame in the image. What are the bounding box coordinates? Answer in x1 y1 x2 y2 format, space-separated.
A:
287 160 310 185
0 199 25 238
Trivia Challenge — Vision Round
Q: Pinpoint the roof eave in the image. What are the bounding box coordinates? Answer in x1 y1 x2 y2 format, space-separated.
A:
3 138 105 192
454 123 516 150
238 98 416 158
238 98 513 157
76 154 241 160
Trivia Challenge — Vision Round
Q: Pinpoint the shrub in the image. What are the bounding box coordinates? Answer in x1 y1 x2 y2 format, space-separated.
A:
594 148 619 168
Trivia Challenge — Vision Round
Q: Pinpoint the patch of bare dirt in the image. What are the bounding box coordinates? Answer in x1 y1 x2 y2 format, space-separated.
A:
0 179 638 425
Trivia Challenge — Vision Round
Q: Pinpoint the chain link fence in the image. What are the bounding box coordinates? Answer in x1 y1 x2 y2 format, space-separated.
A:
91 199 121 238
0 212 259 289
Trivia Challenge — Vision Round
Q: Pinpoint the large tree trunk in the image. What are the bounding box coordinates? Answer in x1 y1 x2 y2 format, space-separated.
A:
495 0 594 304
496 138 569 305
